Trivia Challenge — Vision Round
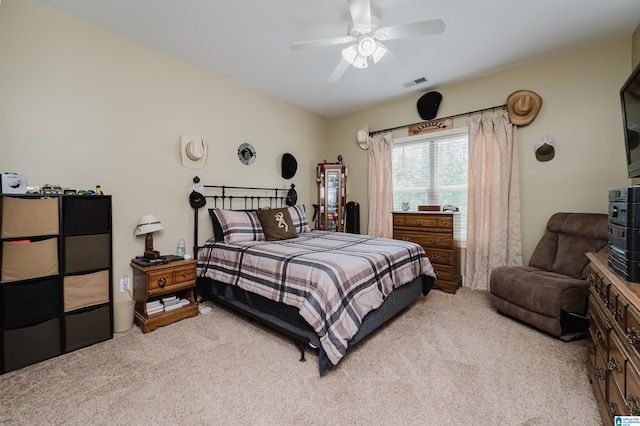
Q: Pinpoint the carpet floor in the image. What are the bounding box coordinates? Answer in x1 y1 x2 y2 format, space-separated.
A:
0 288 601 425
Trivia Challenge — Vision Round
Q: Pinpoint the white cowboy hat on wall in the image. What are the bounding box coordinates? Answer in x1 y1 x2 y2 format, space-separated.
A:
180 134 208 169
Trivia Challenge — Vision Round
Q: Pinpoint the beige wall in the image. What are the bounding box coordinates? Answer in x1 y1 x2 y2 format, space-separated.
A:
0 0 326 304
326 38 633 265
1 0 639 312
633 23 640 67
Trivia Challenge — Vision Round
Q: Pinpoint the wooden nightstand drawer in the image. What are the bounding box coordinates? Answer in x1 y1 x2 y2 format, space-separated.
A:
174 265 196 284
148 269 175 290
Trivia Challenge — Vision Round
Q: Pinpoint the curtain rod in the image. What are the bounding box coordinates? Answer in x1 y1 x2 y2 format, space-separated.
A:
369 104 507 136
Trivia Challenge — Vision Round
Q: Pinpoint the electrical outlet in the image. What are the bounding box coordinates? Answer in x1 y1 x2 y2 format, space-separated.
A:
119 275 130 292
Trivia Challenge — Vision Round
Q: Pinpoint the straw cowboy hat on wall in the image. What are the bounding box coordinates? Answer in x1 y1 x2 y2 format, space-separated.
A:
507 90 542 126
180 134 208 169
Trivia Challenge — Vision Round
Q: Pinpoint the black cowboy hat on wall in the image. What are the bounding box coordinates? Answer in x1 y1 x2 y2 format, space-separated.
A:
417 91 442 120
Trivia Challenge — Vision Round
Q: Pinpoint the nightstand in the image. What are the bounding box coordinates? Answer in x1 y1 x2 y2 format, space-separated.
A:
130 259 198 333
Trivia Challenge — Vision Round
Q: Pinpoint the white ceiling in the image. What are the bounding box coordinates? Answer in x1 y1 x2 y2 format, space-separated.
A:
35 0 640 118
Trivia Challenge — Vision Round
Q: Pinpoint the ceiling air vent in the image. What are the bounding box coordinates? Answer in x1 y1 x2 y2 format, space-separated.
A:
403 77 428 88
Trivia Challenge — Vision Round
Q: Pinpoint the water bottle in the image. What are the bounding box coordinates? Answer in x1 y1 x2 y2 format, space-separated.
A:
177 239 185 257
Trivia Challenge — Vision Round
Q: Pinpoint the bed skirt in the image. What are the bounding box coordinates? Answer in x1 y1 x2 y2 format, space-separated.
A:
196 274 434 375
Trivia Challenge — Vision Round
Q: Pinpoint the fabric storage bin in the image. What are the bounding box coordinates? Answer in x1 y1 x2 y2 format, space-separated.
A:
1 237 58 283
1 196 59 238
2 277 61 329
64 269 110 312
64 305 111 351
3 318 61 372
62 196 111 235
64 234 110 273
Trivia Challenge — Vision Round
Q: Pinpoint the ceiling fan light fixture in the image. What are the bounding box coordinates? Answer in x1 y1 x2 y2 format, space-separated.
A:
357 36 377 57
372 44 387 63
353 54 368 69
341 44 358 65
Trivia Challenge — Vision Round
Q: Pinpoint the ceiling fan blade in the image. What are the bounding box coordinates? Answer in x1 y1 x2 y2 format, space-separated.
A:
290 35 355 51
375 19 445 41
347 0 371 30
328 59 350 83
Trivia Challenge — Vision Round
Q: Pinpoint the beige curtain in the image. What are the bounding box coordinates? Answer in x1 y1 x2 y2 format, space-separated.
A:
367 132 394 238
465 110 522 290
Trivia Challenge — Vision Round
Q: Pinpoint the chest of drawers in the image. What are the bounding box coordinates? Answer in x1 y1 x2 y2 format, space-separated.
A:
392 211 461 294
586 252 640 423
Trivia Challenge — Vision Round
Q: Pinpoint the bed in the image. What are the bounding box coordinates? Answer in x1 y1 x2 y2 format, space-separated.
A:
190 179 436 375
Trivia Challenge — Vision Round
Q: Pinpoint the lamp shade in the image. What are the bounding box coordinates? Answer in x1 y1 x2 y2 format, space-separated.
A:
134 215 164 235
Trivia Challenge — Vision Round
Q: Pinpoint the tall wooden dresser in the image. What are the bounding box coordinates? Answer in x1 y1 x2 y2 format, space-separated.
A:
586 252 640 423
392 211 461 294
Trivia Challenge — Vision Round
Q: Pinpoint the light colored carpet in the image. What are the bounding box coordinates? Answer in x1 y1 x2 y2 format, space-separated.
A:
0 288 601 425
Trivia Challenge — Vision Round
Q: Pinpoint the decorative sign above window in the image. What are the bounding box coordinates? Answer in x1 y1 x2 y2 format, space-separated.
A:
408 119 452 136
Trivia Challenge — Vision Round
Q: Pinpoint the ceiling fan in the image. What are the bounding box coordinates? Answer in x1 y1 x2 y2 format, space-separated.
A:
290 0 445 83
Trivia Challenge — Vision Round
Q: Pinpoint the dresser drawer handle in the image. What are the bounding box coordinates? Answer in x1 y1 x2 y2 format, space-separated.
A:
431 254 440 260
157 277 167 288
628 394 640 416
594 366 605 381
608 401 620 418
402 237 411 242
587 343 595 356
586 310 592 320
586 273 594 283
615 308 624 321
182 272 190 278
441 220 449 226
627 327 640 348
595 329 604 342
607 356 621 372
415 220 424 225
434 270 440 276
431 239 440 244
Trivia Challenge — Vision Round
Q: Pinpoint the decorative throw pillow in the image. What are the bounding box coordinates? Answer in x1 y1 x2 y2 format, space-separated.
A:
211 208 264 243
256 208 299 241
288 205 311 233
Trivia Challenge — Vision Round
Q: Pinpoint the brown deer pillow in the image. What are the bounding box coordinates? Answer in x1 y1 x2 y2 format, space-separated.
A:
256 208 299 241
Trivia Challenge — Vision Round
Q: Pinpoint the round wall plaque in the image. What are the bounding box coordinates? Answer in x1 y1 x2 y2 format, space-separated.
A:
237 143 256 165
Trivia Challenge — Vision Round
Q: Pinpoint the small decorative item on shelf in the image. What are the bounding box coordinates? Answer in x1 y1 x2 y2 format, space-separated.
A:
402 202 410 211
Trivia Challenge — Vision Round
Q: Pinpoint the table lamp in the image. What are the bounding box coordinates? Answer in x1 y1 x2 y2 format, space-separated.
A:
134 214 164 259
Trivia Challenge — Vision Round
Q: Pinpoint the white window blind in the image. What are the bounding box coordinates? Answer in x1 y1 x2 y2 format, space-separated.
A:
392 128 468 244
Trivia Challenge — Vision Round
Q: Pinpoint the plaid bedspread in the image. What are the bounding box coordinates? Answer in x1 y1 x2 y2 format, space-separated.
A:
197 231 435 366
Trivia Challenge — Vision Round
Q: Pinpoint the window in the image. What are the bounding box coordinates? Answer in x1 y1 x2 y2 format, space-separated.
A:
392 128 468 244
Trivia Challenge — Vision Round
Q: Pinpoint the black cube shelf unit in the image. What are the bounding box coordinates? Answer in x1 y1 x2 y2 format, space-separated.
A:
0 194 113 374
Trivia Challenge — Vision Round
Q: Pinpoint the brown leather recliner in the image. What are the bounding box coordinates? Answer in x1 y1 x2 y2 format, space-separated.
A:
489 212 608 339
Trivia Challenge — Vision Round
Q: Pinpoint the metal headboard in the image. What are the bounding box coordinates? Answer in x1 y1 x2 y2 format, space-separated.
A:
190 176 294 257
